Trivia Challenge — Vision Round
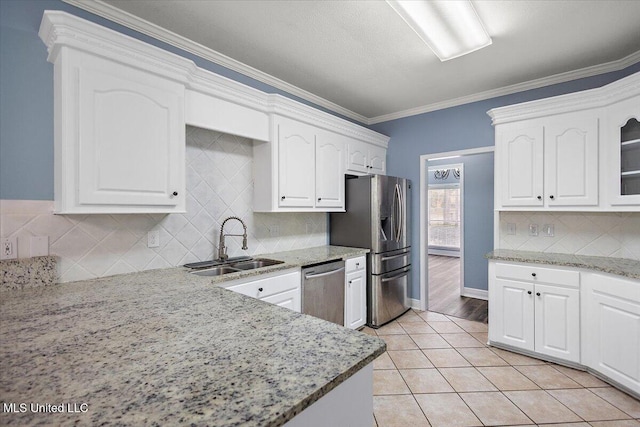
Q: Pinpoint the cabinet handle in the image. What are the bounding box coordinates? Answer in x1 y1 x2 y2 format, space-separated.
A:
318 198 322 202
531 273 537 277
527 291 532 295
537 195 542 200
356 263 360 267
171 191 178 197
281 196 286 200
550 195 555 200
536 292 541 296
258 287 263 292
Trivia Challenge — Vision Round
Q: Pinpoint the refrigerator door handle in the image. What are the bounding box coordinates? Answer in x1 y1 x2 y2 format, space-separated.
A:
394 184 401 242
397 184 404 242
380 252 408 262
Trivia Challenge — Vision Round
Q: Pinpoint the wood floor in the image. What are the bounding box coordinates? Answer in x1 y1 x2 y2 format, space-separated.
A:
427 255 488 323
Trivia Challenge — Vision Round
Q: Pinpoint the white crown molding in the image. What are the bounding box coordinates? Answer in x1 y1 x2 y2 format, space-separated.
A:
368 50 640 125
61 0 639 126
61 0 369 125
39 10 389 148
487 71 640 125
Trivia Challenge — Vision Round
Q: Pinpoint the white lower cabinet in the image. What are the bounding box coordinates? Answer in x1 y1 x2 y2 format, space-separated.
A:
489 261 580 363
582 272 640 394
224 269 301 312
345 256 367 329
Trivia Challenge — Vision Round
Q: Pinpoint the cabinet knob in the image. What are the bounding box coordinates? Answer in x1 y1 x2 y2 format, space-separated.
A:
536 292 541 296
550 195 555 200
171 191 178 197
527 291 532 295
348 280 352 285
356 263 360 267
258 287 263 292
318 198 322 202
531 273 537 277
537 195 542 200
281 196 286 200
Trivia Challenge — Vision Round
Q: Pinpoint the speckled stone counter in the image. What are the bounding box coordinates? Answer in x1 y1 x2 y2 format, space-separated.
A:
0 266 385 426
486 249 640 280
191 245 370 285
0 256 58 291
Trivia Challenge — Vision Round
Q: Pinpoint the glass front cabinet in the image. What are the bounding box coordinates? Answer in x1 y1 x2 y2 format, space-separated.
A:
608 97 640 206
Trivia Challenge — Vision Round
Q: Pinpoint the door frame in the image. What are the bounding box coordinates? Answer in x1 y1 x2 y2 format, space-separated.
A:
419 146 494 311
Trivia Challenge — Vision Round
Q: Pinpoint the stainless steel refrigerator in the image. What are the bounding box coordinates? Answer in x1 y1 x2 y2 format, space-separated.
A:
330 175 411 328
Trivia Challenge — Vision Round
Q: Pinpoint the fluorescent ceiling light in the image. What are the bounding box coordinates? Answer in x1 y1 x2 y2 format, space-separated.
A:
386 0 492 61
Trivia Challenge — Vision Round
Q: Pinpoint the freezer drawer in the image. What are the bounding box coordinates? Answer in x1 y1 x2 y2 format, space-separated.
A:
368 266 410 327
370 248 410 275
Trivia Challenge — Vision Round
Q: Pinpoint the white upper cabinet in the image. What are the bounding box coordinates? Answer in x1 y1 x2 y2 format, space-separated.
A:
497 125 544 207
253 116 347 212
346 139 387 175
316 134 345 209
606 97 640 206
76 56 185 211
544 113 599 206
496 114 598 209
490 71 640 211
278 119 316 208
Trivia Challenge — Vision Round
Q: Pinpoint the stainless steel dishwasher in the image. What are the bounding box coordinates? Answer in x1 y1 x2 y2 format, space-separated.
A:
301 260 345 326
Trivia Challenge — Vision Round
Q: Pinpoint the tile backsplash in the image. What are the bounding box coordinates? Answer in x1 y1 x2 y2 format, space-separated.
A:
0 126 327 282
499 211 640 260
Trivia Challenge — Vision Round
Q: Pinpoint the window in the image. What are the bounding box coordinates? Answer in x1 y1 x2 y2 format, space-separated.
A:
428 184 460 249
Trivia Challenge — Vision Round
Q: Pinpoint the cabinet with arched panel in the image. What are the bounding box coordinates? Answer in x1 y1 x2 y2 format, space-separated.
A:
607 97 640 206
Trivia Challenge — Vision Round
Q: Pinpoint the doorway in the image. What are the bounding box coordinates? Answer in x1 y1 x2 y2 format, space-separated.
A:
427 163 464 316
419 147 494 323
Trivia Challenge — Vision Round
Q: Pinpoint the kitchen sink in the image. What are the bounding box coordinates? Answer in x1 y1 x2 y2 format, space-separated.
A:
230 258 285 270
189 258 284 276
190 265 241 276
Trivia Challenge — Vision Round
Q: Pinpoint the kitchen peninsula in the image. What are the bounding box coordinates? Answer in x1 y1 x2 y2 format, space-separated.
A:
0 266 385 426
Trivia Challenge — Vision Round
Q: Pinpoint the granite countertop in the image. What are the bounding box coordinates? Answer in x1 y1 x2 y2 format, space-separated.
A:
486 249 640 280
0 250 385 426
187 245 370 285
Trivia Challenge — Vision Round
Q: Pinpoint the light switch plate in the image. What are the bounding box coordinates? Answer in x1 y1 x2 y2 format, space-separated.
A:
528 224 539 237
147 230 160 248
30 236 49 257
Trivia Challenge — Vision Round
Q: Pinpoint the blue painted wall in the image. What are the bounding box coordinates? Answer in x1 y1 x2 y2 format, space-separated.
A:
371 63 640 299
0 0 358 200
427 152 494 294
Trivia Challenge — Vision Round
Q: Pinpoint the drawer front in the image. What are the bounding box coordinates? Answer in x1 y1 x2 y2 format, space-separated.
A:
226 271 300 298
346 256 366 273
495 262 579 288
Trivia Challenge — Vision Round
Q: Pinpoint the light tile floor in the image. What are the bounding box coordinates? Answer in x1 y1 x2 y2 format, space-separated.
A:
364 309 640 427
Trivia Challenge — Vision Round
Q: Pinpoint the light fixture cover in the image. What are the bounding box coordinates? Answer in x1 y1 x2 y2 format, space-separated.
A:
387 0 492 61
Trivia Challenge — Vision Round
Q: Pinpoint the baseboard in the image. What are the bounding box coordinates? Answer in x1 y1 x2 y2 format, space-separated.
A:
408 298 422 310
461 287 488 301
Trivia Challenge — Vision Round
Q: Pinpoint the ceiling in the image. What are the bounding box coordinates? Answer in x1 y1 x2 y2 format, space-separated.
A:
77 0 640 124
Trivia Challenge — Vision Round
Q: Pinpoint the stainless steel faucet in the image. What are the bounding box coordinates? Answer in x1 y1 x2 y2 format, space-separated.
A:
218 216 248 261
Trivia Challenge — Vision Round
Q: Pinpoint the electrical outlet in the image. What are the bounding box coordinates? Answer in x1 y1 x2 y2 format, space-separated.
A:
543 224 555 237
1 237 18 260
269 226 280 237
506 223 516 235
147 230 160 248
528 224 539 237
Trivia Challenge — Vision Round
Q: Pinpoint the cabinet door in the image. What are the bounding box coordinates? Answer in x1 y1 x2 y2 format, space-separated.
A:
534 284 580 362
346 140 369 174
497 125 544 207
583 273 640 394
368 145 387 175
346 270 366 329
316 134 345 209
545 115 599 206
607 97 640 206
491 278 535 351
278 119 315 208
261 289 301 312
78 57 184 208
